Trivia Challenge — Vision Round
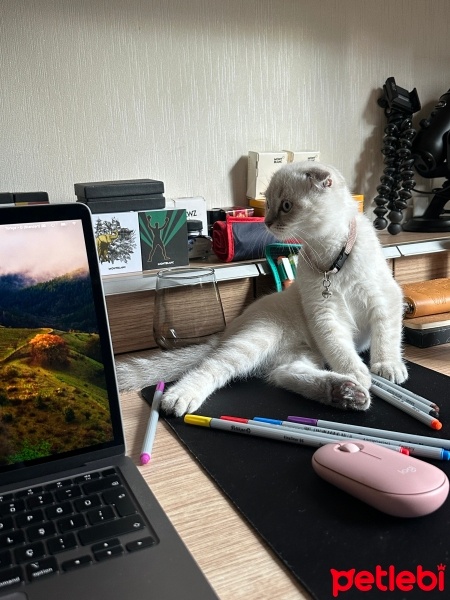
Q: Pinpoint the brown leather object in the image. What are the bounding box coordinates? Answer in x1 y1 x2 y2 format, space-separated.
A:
402 278 450 318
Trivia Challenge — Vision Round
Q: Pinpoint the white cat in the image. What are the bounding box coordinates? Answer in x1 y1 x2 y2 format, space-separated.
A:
116 161 408 416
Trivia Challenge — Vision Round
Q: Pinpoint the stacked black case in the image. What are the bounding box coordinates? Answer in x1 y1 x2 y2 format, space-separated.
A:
75 179 165 213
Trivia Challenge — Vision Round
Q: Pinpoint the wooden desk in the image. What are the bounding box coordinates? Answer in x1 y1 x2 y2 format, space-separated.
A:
118 344 450 599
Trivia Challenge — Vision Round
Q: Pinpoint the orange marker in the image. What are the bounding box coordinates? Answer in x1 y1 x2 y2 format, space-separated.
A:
370 385 442 430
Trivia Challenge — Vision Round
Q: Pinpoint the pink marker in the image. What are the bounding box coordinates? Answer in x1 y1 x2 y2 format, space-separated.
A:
140 381 165 465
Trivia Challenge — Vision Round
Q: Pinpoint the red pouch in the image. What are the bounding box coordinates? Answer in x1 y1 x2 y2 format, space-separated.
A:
212 216 279 262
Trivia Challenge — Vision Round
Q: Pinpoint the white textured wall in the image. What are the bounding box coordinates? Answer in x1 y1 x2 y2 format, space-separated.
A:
1 0 450 210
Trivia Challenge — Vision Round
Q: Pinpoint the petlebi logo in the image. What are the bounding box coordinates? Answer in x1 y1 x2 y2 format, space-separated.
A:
330 563 446 597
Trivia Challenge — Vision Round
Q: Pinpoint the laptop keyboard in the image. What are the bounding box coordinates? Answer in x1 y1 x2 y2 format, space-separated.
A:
0 467 157 591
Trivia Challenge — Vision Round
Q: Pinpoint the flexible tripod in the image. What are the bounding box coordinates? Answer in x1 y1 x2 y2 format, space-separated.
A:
373 78 421 234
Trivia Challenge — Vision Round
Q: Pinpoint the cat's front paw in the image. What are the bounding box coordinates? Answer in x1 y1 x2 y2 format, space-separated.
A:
371 361 408 384
349 364 372 390
331 380 371 410
160 385 207 417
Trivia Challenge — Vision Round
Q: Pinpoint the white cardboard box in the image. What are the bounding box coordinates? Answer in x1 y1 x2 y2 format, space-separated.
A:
247 150 320 200
165 196 208 235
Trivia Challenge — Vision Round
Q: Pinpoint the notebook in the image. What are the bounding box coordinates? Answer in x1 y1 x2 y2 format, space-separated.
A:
0 203 218 600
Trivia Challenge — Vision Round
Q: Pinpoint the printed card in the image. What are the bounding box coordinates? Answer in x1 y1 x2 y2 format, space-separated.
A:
138 209 189 271
92 212 141 276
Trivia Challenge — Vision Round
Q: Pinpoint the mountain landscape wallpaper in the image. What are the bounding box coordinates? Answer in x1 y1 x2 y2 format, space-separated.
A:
0 220 113 467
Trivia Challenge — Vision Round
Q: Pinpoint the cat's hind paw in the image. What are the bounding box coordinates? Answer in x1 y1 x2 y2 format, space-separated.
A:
371 361 408 384
331 381 371 410
160 387 207 417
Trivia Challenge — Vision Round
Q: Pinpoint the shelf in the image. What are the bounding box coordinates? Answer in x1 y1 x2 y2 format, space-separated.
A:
102 231 450 296
102 261 261 296
378 231 450 259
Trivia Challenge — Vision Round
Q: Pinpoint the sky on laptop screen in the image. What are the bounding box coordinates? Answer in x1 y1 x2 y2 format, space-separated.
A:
0 219 114 468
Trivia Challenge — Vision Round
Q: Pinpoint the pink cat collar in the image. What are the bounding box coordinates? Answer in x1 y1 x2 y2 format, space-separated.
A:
321 217 357 299
327 217 357 274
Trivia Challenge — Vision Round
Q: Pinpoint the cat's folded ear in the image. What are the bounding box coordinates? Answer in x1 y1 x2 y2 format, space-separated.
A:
306 167 332 190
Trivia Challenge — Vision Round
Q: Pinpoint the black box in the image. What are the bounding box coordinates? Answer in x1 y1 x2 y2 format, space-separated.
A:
74 179 164 199
77 195 165 214
0 193 14 204
403 325 450 348
0 192 49 204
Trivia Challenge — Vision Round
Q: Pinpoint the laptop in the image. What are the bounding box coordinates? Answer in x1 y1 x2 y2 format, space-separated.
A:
0 202 218 600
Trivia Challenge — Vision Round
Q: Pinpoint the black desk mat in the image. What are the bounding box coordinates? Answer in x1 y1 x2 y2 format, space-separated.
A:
142 362 450 599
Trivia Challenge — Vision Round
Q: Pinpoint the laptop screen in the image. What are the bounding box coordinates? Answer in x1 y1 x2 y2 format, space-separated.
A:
0 204 124 481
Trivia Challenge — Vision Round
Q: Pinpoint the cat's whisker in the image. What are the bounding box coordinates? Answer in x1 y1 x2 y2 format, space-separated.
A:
298 247 315 272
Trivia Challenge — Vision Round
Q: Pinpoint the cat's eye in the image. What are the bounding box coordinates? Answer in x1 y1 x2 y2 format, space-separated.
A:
281 200 292 213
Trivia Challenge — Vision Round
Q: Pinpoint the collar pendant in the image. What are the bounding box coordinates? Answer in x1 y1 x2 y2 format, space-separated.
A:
322 272 332 299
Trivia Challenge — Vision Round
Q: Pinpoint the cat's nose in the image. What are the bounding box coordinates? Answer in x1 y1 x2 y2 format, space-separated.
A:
265 219 273 228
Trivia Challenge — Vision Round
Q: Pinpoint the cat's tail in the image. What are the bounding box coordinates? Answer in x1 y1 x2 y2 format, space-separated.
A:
114 336 219 391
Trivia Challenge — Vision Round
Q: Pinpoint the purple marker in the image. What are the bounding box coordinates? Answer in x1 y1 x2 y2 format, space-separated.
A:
140 381 165 465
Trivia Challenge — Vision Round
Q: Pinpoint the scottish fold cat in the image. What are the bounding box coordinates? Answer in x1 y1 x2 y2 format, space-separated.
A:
116 161 407 416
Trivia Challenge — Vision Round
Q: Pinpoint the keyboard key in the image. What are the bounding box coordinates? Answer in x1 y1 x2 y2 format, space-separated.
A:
45 478 73 491
0 565 24 589
27 521 57 542
0 550 12 569
0 530 25 547
0 516 14 533
0 499 25 517
16 508 45 528
0 494 13 504
57 513 86 533
74 472 101 484
103 487 137 517
94 544 124 561
16 486 43 498
26 556 58 582
126 536 157 552
55 485 82 502
47 533 77 555
14 541 45 564
27 493 54 509
86 506 115 526
46 501 73 520
82 474 122 495
102 468 118 477
61 555 92 571
78 514 145 545
74 494 101 513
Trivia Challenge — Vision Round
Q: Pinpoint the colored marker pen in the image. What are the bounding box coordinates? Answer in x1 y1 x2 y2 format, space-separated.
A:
287 416 450 450
371 374 439 411
370 385 442 430
140 381 165 465
371 377 439 414
251 417 449 461
185 414 408 454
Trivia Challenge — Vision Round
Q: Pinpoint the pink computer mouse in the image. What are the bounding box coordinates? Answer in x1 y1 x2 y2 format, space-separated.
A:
312 440 449 517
